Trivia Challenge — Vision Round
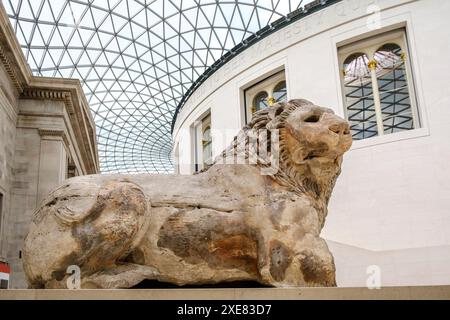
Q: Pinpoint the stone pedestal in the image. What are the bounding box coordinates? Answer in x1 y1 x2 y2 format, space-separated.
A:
0 286 449 300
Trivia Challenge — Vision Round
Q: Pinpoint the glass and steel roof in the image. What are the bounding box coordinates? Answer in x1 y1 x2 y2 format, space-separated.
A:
5 0 318 173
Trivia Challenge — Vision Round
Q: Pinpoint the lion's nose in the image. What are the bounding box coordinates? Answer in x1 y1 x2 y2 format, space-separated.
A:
329 122 350 136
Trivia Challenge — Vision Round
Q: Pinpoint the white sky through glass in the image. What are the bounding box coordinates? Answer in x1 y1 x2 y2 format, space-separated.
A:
6 0 315 173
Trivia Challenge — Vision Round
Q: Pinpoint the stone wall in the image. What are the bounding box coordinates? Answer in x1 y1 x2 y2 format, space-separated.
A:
6 99 72 287
7 127 41 287
0 2 99 288
327 241 450 288
3 97 99 288
0 61 18 260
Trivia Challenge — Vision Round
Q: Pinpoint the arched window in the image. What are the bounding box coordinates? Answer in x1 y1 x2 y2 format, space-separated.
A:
339 30 419 141
202 125 212 167
253 91 269 112
343 53 378 140
244 70 286 122
273 81 287 103
374 43 414 134
194 113 212 173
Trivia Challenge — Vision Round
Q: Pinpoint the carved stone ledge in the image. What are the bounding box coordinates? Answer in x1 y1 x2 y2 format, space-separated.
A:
21 88 71 101
38 128 70 148
0 43 24 93
20 88 75 115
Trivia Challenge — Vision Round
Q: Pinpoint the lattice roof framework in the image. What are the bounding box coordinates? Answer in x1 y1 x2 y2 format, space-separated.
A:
5 0 316 173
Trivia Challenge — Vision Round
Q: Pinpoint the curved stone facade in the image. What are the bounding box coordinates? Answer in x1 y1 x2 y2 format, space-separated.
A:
173 0 450 287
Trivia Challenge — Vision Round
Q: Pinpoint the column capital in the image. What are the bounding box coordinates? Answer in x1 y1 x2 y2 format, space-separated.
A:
368 60 377 71
267 97 276 106
401 52 407 62
38 128 70 147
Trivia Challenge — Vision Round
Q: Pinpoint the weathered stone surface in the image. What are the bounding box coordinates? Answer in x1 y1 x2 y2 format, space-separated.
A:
23 99 352 288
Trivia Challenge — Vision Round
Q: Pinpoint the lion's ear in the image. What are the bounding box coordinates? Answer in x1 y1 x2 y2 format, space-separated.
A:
268 102 285 120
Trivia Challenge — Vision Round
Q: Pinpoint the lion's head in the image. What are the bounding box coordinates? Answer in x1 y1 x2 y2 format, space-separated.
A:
214 99 352 203
277 99 352 185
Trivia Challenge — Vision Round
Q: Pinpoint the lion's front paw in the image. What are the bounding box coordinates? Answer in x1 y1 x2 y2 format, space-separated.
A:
259 247 336 287
258 265 274 286
286 250 337 287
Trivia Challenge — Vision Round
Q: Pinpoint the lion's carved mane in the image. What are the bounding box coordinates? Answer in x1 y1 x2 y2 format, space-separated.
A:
210 99 343 205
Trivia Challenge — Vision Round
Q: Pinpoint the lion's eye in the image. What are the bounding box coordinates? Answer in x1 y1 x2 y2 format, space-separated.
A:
304 114 320 123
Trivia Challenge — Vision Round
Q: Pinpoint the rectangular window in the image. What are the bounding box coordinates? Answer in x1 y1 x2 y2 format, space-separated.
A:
194 113 212 173
174 143 180 174
338 29 419 141
244 70 287 124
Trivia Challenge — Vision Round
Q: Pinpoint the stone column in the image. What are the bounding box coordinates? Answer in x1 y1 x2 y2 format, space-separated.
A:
37 129 68 203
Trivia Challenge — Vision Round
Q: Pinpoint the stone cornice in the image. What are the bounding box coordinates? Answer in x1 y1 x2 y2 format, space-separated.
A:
0 2 99 175
38 128 70 148
0 2 30 92
0 43 24 93
38 128 65 136
19 86 99 174
0 83 17 122
21 88 71 101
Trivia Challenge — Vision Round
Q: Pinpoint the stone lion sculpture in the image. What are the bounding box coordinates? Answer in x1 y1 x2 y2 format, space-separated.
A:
23 99 352 289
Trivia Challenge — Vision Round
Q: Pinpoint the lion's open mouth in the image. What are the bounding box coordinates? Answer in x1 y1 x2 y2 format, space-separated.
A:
303 151 325 161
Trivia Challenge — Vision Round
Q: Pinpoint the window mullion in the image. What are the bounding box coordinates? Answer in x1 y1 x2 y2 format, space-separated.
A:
368 59 384 136
401 53 420 129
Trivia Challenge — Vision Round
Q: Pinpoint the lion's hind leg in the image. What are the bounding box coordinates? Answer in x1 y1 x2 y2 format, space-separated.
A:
73 179 151 270
23 178 153 289
81 263 160 289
